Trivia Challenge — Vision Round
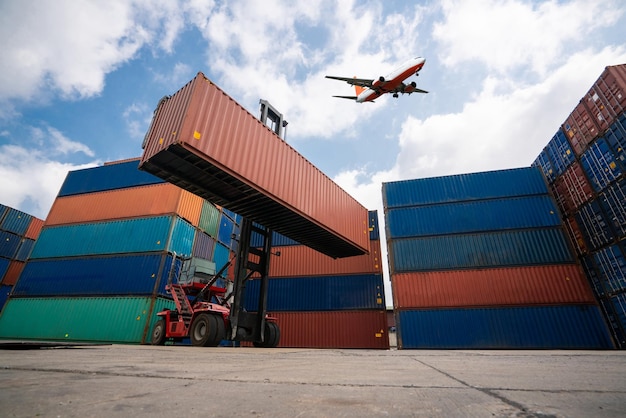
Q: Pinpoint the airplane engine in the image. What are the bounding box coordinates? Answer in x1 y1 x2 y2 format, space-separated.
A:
379 76 385 82
410 81 417 88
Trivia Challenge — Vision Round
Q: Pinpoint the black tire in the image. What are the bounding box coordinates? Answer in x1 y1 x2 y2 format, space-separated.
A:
151 318 166 345
253 321 280 348
190 313 218 347
213 314 226 345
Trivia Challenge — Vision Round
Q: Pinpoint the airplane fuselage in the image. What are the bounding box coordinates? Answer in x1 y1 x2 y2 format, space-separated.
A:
356 56 426 103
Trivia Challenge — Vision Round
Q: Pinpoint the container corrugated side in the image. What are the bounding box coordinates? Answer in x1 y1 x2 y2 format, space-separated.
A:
139 72 369 259
392 265 596 309
562 100 601 156
552 161 594 215
389 228 574 272
217 215 234 247
12 253 178 297
397 305 613 349
198 201 221 238
564 216 588 256
265 310 389 349
382 167 547 209
385 195 561 238
46 184 203 227
545 129 575 176
0 296 175 343
213 243 230 272
0 230 20 259
0 258 9 282
586 64 626 123
580 137 622 192
244 274 385 311
610 293 626 339
0 284 10 312
58 160 164 197
30 215 195 259
1 261 25 286
605 113 626 165
192 231 216 259
532 150 555 183
0 207 32 236
24 217 44 240
598 178 626 239
592 244 626 295
575 199 615 251
15 238 35 261
267 241 382 277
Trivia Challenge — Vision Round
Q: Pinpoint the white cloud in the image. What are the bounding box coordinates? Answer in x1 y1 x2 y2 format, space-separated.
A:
433 0 622 75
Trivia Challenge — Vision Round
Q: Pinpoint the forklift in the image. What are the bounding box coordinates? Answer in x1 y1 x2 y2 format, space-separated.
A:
150 100 287 348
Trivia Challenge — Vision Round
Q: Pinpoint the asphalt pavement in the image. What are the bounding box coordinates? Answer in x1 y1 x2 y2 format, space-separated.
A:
0 344 624 417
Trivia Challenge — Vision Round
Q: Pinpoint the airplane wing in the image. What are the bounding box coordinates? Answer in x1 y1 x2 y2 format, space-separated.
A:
332 95 358 100
392 82 428 95
325 76 374 88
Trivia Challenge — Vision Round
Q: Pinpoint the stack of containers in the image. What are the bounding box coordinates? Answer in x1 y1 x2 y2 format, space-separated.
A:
242 211 389 349
532 64 626 348
0 159 235 344
383 167 613 349
0 205 44 311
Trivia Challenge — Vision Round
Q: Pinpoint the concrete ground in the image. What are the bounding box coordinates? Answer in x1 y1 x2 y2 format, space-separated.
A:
0 344 625 417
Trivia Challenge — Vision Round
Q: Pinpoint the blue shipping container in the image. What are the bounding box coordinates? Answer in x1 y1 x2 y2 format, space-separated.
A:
382 167 547 208
369 210 380 241
398 305 613 349
580 137 622 192
545 129 575 177
593 244 626 295
243 274 385 312
0 284 11 312
12 253 179 297
610 293 626 342
582 255 606 297
15 238 35 262
0 258 10 281
213 243 230 273
604 113 626 166
217 215 234 248
0 230 21 260
0 207 33 236
532 150 556 183
30 215 195 259
599 178 626 239
386 195 561 238
57 160 164 197
575 199 615 251
389 228 574 272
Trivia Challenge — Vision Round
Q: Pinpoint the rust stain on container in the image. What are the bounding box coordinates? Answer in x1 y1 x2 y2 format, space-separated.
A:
139 72 369 258
392 264 596 309
45 183 203 227
268 240 382 277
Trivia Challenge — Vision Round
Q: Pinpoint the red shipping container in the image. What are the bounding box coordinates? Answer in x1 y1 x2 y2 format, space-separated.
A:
244 311 389 349
392 264 596 309
140 72 369 259
267 240 382 277
552 161 594 215
45 183 203 227
2 260 25 286
24 217 44 240
562 100 601 155
584 64 626 126
564 216 588 256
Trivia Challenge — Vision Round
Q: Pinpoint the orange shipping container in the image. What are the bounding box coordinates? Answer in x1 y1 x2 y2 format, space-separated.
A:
45 183 203 227
244 311 389 349
268 241 382 277
392 264 596 309
140 72 369 259
2 260 25 286
24 218 44 240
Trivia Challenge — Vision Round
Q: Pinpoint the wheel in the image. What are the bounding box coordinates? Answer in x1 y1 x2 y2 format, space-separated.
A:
212 314 226 346
190 313 218 347
253 321 280 348
151 318 166 345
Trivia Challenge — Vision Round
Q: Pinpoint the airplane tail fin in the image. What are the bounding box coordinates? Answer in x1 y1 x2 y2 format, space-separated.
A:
353 77 366 96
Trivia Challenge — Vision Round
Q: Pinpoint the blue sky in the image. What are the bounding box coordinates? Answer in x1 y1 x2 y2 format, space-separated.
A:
1 1 625 301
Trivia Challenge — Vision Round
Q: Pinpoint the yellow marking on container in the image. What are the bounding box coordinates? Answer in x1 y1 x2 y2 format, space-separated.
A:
156 240 161 245
159 138 164 145
609 162 617 169
377 297 383 304
194 130 201 140
136 316 141 321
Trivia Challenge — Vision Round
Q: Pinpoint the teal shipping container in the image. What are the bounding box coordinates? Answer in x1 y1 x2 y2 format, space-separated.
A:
30 215 195 259
0 296 175 343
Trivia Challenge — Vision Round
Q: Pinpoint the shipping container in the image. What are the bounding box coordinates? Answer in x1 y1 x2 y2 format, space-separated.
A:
593 244 626 295
192 230 216 259
58 160 164 197
14 238 35 262
389 228 574 272
0 204 7 224
545 129 575 176
217 214 234 248
140 72 369 259
582 256 607 297
551 161 594 215
383 167 548 208
598 295 626 348
198 200 221 238
392 265 596 309
0 285 10 312
244 274 385 311
575 199 615 251
564 216 588 256
213 242 231 271
12 253 180 297
562 100 601 156
24 217 44 240
250 228 301 247
532 150 556 183
0 230 20 259
2 261 25 286
585 64 626 122
397 304 613 349
30 215 196 259
605 114 626 165
598 178 626 239
0 296 175 344
610 293 626 342
368 210 380 241
46 184 203 227
261 310 389 349
267 241 382 277
580 137 622 192
386 195 561 238
0 258 9 282
0 207 33 236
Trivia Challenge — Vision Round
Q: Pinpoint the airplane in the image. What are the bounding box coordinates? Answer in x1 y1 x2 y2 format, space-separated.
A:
325 56 427 103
